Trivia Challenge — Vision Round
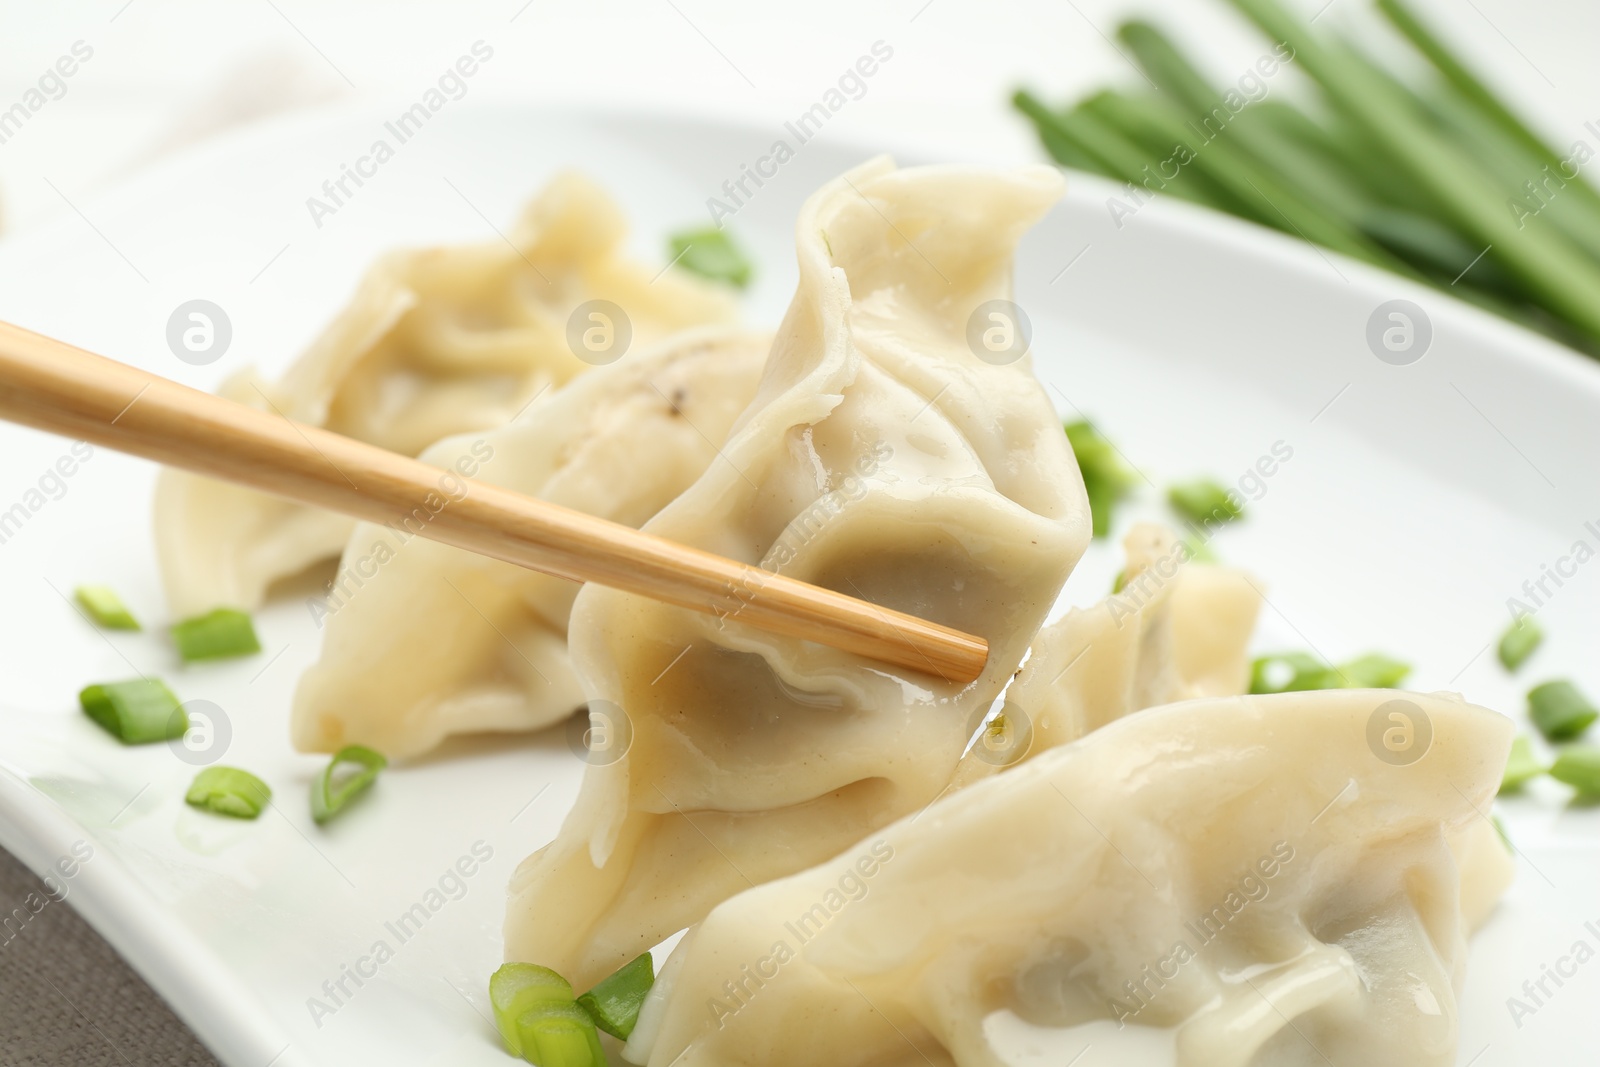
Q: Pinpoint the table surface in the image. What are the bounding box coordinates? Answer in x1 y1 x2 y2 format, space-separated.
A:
1 0 1595 1062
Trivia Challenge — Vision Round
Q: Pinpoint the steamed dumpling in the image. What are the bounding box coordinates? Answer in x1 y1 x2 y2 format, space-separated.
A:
291 327 772 759
627 689 1513 1067
958 522 1509 939
505 159 1092 988
154 173 737 616
957 523 1261 782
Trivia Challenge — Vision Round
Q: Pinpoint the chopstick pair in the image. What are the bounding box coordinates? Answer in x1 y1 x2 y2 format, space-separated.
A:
0 321 989 684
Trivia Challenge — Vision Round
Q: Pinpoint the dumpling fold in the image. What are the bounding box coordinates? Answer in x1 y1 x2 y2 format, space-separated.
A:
155 173 736 616
292 327 772 758
629 689 1513 1067
506 158 1092 987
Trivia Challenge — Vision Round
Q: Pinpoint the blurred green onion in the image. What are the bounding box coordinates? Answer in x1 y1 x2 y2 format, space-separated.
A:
1016 0 1600 355
1497 617 1543 671
1528 680 1597 743
1550 746 1600 796
1250 650 1410 694
1064 420 1139 537
668 227 753 288
1168 478 1244 526
1499 736 1547 794
171 609 260 662
74 586 140 631
79 679 184 745
185 766 271 819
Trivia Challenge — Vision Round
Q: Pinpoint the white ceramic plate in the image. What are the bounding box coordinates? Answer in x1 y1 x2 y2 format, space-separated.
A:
0 104 1596 1067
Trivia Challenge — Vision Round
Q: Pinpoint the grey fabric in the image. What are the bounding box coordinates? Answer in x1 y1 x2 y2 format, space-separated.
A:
0 847 219 1067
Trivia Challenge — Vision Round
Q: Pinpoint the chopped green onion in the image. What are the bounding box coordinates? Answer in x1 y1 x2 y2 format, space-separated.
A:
577 952 655 1040
1249 652 1340 695
1111 569 1127 594
1250 650 1413 694
1497 617 1543 672
1528 680 1598 743
516 1002 605 1067
74 586 140 630
668 227 753 288
171 608 261 662
1168 479 1243 527
1499 736 1547 794
1338 652 1411 689
311 744 387 825
1549 746 1600 796
79 679 186 744
185 766 271 819
491 963 576 1057
1064 420 1138 537
1180 534 1217 563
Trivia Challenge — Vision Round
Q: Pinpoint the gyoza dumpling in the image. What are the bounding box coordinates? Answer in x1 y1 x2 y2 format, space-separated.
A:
957 523 1509 935
957 523 1261 780
627 688 1513 1067
506 159 1092 987
291 327 771 759
155 173 737 616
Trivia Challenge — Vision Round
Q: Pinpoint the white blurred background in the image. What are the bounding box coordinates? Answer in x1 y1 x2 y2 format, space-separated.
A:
0 0 1596 236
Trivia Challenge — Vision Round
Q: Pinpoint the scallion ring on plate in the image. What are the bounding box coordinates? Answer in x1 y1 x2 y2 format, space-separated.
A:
185 766 271 819
310 744 387 825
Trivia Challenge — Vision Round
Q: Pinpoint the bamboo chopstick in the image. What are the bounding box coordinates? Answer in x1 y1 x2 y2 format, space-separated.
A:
0 321 989 684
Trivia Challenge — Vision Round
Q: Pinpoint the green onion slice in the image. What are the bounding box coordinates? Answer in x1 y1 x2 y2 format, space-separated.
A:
74 586 140 630
1249 652 1339 695
1250 650 1412 694
491 963 576 1057
1168 479 1244 526
171 608 261 662
667 227 753 288
79 679 186 744
1064 420 1138 537
1497 617 1543 671
1499 736 1547 794
1338 652 1411 689
185 766 271 819
578 953 655 1040
311 744 387 825
1528 680 1598 743
1180 534 1217 563
1550 746 1600 796
516 1002 605 1067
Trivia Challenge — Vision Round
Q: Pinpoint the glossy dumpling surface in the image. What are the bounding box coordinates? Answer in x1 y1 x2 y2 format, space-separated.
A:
629 689 1513 1067
291 327 771 759
505 158 1092 988
154 172 736 616
955 523 1261 781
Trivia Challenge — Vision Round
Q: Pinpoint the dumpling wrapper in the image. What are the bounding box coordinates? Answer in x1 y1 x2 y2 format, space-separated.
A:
628 689 1514 1067
955 523 1262 784
960 524 1510 934
155 172 737 617
959 523 1508 932
506 159 1092 988
291 327 772 759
